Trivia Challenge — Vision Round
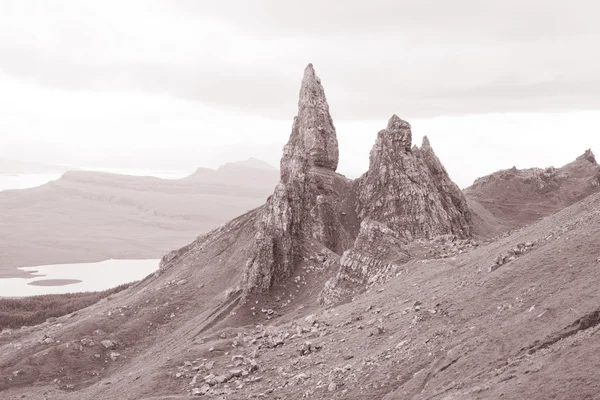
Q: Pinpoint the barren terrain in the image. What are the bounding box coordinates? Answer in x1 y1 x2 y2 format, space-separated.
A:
2 187 600 399
2 66 599 400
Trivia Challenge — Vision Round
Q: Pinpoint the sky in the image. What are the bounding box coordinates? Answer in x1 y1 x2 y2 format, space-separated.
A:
1 0 600 188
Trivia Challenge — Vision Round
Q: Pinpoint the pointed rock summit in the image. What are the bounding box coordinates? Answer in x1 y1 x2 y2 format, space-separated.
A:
577 149 597 164
281 64 339 179
242 65 349 298
357 115 472 240
241 65 472 303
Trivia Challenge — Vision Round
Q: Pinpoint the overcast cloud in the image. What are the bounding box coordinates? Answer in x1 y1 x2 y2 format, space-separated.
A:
2 0 600 118
1 1 600 187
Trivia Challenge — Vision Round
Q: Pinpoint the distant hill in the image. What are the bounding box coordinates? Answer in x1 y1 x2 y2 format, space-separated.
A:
465 149 600 238
184 158 277 183
220 157 277 171
0 159 279 277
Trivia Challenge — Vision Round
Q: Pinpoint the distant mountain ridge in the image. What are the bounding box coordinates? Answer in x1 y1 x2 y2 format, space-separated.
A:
219 157 277 171
0 158 279 278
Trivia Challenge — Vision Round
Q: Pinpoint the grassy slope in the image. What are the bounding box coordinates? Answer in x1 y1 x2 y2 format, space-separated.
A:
0 283 131 330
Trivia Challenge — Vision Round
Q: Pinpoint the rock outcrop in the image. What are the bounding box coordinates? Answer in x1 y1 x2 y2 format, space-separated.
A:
242 64 473 303
241 65 351 297
320 117 473 304
356 116 472 240
577 149 597 165
282 64 339 173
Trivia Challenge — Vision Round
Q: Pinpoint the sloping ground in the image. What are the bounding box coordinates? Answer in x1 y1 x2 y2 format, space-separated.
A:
2 186 600 399
0 161 278 277
465 152 600 239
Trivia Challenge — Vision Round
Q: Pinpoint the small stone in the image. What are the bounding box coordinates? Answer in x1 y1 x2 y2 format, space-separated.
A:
248 359 259 372
203 374 217 386
229 369 243 378
192 384 211 396
232 355 244 366
293 372 310 382
101 340 117 350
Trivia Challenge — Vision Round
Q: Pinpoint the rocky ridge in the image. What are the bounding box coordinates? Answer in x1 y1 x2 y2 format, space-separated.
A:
466 148 600 238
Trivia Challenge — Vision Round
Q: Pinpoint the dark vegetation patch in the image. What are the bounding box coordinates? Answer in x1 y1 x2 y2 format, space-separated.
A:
0 282 132 330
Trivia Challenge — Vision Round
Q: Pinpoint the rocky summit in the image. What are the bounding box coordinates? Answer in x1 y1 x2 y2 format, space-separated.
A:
356 116 472 241
242 64 352 296
241 65 472 300
3 65 600 400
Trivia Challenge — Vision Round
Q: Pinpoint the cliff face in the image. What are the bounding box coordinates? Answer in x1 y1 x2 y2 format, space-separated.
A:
241 64 472 302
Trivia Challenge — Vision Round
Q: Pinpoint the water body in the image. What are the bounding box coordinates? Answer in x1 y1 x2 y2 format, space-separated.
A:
0 173 63 191
0 259 159 297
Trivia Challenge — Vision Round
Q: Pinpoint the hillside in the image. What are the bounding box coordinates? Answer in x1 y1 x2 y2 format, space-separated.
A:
1 65 600 400
0 159 278 278
465 150 600 238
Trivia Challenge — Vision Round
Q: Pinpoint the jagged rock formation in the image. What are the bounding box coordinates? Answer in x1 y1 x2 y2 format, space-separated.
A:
577 149 597 164
356 116 472 241
319 218 410 304
320 118 473 304
239 67 472 302
241 65 352 297
284 64 339 172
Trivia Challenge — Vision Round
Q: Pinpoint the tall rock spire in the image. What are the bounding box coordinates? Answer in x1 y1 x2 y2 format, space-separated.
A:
281 64 339 181
242 64 348 298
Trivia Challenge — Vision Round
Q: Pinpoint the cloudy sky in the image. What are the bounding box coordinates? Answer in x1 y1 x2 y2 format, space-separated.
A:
1 0 600 187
